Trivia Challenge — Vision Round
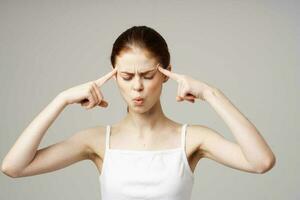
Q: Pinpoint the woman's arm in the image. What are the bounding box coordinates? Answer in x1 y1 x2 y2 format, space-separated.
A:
1 69 116 178
1 93 70 177
200 87 276 173
157 65 276 174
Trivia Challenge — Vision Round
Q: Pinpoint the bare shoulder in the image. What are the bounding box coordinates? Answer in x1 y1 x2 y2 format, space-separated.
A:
188 124 222 153
77 125 107 161
187 124 208 144
186 124 212 156
188 124 232 159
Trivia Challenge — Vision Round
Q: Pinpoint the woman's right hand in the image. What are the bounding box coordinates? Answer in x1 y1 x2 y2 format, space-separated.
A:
60 68 118 109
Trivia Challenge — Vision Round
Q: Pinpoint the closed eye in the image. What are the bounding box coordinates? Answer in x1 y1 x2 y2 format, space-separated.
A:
122 76 132 81
144 76 154 80
121 75 154 81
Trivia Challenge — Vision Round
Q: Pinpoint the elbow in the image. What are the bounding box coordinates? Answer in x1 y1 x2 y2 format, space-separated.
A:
256 154 276 174
1 162 20 178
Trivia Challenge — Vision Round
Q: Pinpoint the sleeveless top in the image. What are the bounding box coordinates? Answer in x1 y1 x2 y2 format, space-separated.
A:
99 123 195 200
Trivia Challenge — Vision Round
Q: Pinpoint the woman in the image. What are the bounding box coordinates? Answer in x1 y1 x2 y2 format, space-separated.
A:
1 26 276 199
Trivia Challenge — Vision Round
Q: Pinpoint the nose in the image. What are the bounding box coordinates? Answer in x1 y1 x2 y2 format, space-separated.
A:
132 76 144 92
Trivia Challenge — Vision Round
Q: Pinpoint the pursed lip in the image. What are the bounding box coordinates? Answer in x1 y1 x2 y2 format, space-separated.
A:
133 96 144 101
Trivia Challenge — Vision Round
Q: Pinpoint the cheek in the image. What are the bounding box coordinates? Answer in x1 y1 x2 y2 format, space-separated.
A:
147 81 159 91
146 80 162 96
116 78 129 95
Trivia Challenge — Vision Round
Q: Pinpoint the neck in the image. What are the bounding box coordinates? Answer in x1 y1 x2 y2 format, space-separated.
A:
122 99 169 134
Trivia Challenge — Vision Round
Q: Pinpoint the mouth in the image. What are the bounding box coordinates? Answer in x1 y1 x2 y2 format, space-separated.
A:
132 97 144 105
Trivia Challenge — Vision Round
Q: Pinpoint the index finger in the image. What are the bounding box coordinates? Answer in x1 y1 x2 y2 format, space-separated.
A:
157 64 181 82
94 67 118 87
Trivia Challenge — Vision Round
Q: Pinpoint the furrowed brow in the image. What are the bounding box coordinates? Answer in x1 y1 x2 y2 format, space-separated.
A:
120 68 157 75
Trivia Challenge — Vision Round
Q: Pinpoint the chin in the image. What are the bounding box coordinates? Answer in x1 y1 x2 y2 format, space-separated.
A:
127 102 150 113
130 106 149 113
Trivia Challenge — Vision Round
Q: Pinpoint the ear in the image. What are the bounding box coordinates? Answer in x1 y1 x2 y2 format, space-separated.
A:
163 64 172 83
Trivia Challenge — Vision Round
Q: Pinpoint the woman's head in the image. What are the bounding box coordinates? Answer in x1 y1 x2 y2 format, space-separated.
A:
110 26 171 113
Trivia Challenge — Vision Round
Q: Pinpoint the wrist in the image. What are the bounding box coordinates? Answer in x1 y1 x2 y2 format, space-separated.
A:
55 92 69 107
203 86 219 102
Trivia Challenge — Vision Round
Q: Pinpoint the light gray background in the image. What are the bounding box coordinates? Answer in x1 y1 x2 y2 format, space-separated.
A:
0 0 299 199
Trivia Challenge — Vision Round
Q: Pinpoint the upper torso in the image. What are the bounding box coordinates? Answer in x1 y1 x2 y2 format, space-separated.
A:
86 120 206 176
99 123 198 199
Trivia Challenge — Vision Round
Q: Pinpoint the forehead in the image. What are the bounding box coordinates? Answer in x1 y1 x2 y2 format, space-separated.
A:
115 49 157 72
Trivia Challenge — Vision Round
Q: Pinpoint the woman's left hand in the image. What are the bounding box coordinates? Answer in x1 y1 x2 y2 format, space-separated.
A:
157 65 214 103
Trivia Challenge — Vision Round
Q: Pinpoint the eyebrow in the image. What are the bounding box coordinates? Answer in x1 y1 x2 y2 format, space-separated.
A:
119 68 157 75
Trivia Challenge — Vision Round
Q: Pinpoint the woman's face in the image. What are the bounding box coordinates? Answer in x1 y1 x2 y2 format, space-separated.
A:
114 49 166 113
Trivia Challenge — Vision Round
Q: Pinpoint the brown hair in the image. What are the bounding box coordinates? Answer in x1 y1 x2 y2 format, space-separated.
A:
110 26 171 113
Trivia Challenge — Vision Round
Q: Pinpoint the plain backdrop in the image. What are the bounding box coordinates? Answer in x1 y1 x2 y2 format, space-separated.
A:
0 0 299 199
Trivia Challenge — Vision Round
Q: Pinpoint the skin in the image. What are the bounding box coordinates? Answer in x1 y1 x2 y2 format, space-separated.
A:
113 48 178 135
1 47 276 179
